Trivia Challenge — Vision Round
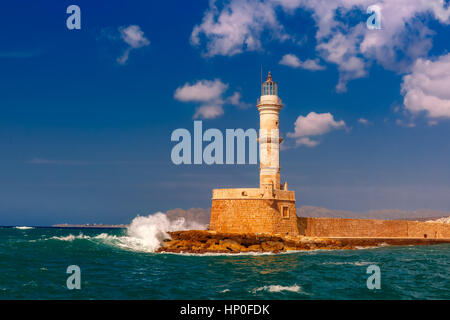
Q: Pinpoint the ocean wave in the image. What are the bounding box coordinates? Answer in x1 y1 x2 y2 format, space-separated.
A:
118 212 207 252
252 284 302 294
14 226 34 230
46 212 207 253
427 216 450 223
50 234 95 241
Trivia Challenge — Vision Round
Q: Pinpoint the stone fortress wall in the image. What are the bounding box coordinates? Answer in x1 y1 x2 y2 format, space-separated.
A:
298 217 450 239
210 188 299 237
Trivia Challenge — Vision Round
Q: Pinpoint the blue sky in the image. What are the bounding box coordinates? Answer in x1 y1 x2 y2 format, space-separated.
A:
1 0 450 225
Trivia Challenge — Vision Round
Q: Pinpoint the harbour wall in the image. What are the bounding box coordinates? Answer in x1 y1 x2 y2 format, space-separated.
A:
297 217 450 239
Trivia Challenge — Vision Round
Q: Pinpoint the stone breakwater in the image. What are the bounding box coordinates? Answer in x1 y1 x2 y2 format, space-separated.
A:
158 230 450 254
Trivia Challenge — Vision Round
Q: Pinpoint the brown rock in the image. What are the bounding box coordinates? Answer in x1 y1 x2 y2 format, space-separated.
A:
247 244 262 252
261 241 284 252
158 230 450 254
220 239 242 252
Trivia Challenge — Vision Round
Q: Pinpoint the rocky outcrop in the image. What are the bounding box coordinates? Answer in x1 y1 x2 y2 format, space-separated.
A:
157 230 450 254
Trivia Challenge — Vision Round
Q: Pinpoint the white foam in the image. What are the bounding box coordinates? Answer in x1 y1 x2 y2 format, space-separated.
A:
427 216 450 223
119 213 207 252
252 284 302 293
50 233 93 241
159 251 276 257
47 213 206 253
14 226 34 230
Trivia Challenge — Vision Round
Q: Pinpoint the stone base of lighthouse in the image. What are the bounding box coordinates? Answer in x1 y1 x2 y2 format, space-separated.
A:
209 187 298 237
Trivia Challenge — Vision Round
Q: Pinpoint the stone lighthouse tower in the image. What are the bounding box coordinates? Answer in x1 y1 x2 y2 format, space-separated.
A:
258 71 282 191
209 72 298 237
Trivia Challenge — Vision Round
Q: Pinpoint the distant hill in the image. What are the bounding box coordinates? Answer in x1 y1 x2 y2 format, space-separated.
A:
164 206 450 225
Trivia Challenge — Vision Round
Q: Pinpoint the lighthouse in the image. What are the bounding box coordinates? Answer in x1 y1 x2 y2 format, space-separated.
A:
258 71 282 191
209 72 298 237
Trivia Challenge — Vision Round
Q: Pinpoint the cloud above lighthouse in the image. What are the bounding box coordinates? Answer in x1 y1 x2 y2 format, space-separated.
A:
174 79 247 119
287 112 347 147
191 0 450 98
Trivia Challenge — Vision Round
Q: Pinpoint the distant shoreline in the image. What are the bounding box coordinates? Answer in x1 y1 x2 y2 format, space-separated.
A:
52 224 127 229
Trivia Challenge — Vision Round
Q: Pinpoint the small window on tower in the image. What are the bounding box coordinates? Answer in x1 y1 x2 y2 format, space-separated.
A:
282 206 289 219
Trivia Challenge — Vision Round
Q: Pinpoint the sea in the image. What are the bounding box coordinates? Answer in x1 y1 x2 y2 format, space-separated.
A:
1 220 449 300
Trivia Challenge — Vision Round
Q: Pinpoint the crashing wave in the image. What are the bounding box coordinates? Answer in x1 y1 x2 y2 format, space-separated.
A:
120 213 206 252
48 212 206 253
427 216 450 224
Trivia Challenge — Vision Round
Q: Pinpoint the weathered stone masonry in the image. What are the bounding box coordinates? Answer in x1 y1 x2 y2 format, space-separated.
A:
210 188 298 236
298 217 450 238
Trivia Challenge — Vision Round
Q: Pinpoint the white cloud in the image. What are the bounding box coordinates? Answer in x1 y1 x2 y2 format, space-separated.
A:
194 104 225 119
316 27 367 92
174 79 247 119
192 0 450 91
290 0 450 90
279 54 301 67
289 112 346 137
300 59 326 71
174 79 228 103
287 112 346 147
227 91 241 105
120 25 150 48
117 25 150 65
358 118 370 125
279 54 325 70
401 53 450 122
191 0 288 57
226 91 252 109
295 137 320 147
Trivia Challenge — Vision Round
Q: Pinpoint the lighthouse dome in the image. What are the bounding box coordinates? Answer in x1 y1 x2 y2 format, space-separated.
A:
261 71 278 96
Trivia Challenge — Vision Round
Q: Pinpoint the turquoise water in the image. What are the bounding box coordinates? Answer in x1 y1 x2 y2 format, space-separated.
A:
0 227 449 299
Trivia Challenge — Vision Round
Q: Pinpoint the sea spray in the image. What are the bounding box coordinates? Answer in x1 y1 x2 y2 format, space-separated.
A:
124 212 206 252
45 213 207 252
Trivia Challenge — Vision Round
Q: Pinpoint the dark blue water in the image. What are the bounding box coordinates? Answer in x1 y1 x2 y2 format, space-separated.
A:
0 227 448 299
